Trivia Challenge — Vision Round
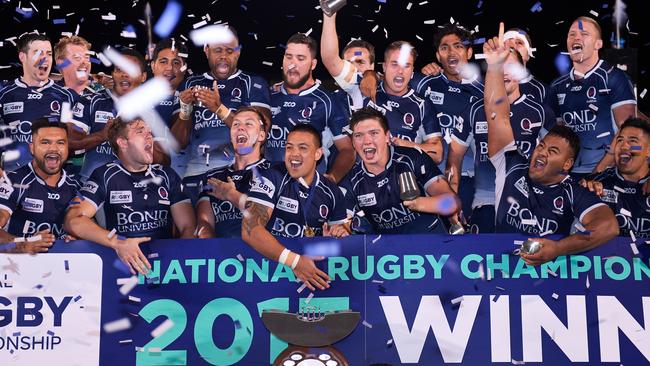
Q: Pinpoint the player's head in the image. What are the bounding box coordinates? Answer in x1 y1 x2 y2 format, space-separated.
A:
503 49 525 96
112 48 147 96
30 118 68 176
18 33 52 84
529 125 580 184
54 36 92 87
350 107 391 168
382 41 416 96
343 39 375 73
108 117 153 166
231 106 267 157
567 16 602 66
285 124 322 180
204 25 240 80
283 33 318 90
615 118 650 177
504 28 534 64
151 38 188 90
433 24 473 80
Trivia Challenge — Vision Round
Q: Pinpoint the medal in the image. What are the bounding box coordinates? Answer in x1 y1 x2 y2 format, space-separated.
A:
304 226 315 237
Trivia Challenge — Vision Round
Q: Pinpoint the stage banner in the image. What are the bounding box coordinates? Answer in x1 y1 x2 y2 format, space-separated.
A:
1 234 649 365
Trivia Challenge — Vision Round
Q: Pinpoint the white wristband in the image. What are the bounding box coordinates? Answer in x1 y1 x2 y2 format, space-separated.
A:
180 100 193 120
278 248 291 266
14 237 26 243
291 254 301 270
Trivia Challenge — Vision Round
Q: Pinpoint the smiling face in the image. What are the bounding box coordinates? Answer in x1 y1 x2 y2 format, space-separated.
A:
30 126 68 175
59 43 91 86
528 134 574 184
205 39 240 80
382 48 413 96
230 110 266 155
151 48 186 90
112 55 146 96
284 130 322 180
20 40 52 85
567 19 602 65
119 120 154 165
282 43 316 90
352 118 391 171
436 34 473 81
615 126 650 178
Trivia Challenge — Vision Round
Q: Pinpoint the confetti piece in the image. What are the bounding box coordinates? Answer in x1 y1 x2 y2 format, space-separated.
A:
103 47 141 78
101 12 116 21
397 43 413 67
74 295 82 302
118 78 171 120
585 276 590 289
362 320 373 328
451 296 464 305
147 253 159 259
512 359 525 365
596 131 611 138
262 61 273 66
47 330 55 336
578 20 584 30
296 282 308 293
372 279 384 284
547 269 558 277
589 10 599 17
119 276 138 295
631 243 639 256
190 24 235 46
107 228 117 239
588 104 598 112
640 89 647 99
305 292 314 304
154 0 182 38
521 219 537 226
103 317 132 333
151 319 174 338
630 230 637 242
236 254 244 261
372 234 382 243
128 295 141 303
551 293 560 300
119 339 132 344
620 208 632 217
530 1 542 12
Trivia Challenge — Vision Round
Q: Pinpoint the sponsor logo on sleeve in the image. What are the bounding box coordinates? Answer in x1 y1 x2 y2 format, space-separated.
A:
82 181 99 194
249 176 276 199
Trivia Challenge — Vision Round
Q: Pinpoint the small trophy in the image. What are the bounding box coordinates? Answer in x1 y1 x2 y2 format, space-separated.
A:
320 0 347 16
398 171 419 201
521 239 543 254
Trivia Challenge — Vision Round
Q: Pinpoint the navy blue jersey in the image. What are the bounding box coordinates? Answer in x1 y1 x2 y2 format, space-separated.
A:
0 78 78 171
178 70 271 177
79 89 117 180
80 161 189 239
65 86 100 177
592 168 650 238
267 83 349 173
198 158 271 238
491 143 606 234
453 95 553 208
550 60 637 173
411 72 484 175
363 83 441 144
0 163 80 239
520 74 551 106
246 164 348 238
348 145 446 234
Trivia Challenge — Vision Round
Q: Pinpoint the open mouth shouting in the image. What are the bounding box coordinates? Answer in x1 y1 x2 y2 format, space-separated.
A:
570 43 583 54
44 153 61 170
532 157 546 171
289 158 303 170
393 76 405 89
216 61 230 75
362 147 377 161
447 57 459 69
618 152 632 166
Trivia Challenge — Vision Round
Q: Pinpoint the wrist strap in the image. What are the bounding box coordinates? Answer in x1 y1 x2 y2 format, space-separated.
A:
180 100 193 120
216 104 231 120
278 248 291 266
291 254 301 270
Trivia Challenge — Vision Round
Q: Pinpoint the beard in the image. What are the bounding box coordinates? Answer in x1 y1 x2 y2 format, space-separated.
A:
282 70 311 90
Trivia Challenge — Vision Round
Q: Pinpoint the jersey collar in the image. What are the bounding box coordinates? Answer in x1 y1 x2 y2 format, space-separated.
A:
513 94 527 105
203 69 242 81
361 145 394 177
113 160 154 177
15 78 54 90
615 167 650 184
28 162 68 188
570 59 603 81
280 80 320 96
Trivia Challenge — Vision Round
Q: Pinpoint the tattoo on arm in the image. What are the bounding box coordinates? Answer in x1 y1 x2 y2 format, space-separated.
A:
242 201 271 236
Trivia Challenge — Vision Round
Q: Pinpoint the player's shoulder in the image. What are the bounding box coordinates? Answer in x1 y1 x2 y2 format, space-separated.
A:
550 72 571 88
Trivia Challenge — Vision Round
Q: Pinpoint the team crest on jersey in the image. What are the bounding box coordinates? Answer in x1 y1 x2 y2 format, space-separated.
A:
601 189 618 204
586 86 597 101
553 196 564 214
158 187 169 199
3 102 24 114
514 176 529 198
403 113 415 128
231 88 242 99
319 204 329 219
50 101 61 113
300 107 313 119
520 118 532 133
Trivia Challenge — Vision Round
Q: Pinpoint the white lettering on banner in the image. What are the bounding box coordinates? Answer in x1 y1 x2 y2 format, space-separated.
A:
0 254 102 365
598 296 650 362
379 295 481 363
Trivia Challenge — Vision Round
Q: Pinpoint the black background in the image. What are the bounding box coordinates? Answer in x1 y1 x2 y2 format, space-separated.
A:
1 0 648 111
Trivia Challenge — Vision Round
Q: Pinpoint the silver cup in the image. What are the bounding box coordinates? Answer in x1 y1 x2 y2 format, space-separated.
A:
521 239 543 254
398 171 420 201
449 223 465 235
194 86 207 108
320 0 347 16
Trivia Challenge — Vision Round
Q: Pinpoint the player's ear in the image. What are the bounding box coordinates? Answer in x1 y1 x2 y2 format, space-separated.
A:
594 39 603 51
562 157 575 172
466 46 474 59
315 146 323 161
310 57 317 71
19 52 26 64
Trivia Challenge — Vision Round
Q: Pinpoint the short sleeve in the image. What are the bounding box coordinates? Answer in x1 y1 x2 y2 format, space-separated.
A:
327 93 350 140
421 99 442 140
328 184 349 225
572 184 608 223
168 170 190 206
608 69 637 110
0 177 18 215
411 147 444 191
247 75 271 110
80 169 106 209
246 167 281 209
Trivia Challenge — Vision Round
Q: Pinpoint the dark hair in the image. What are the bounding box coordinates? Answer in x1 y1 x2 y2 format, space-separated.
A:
289 124 322 148
286 33 317 58
547 125 581 161
31 117 67 136
17 33 51 54
350 107 389 133
343 39 375 65
107 117 142 153
152 38 188 62
115 48 146 74
620 117 650 137
433 23 473 51
384 41 417 64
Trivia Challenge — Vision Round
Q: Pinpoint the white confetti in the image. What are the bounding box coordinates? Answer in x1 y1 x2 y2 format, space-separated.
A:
296 282 308 293
236 254 244 261
372 234 382 243
372 279 384 284
451 296 464 305
117 78 171 120
547 269 558 277
305 292 314 304
589 10 599 17
423 19 435 25
630 230 637 242
190 24 235 46
640 89 647 99
588 104 599 112
552 293 559 300
262 61 273 66
396 43 413 67
118 339 132 344
362 320 373 328
620 208 632 217
148 252 159 259
119 276 138 295
585 276 590 289
103 317 132 333
596 131 611 138
631 243 639 256
128 295 141 303
406 2 412 10
107 228 117 239
103 47 141 77
151 319 174 338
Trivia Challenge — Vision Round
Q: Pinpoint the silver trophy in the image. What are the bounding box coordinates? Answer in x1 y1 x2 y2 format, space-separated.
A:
194 85 208 107
448 223 465 235
320 0 347 16
521 239 543 254
398 171 420 201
